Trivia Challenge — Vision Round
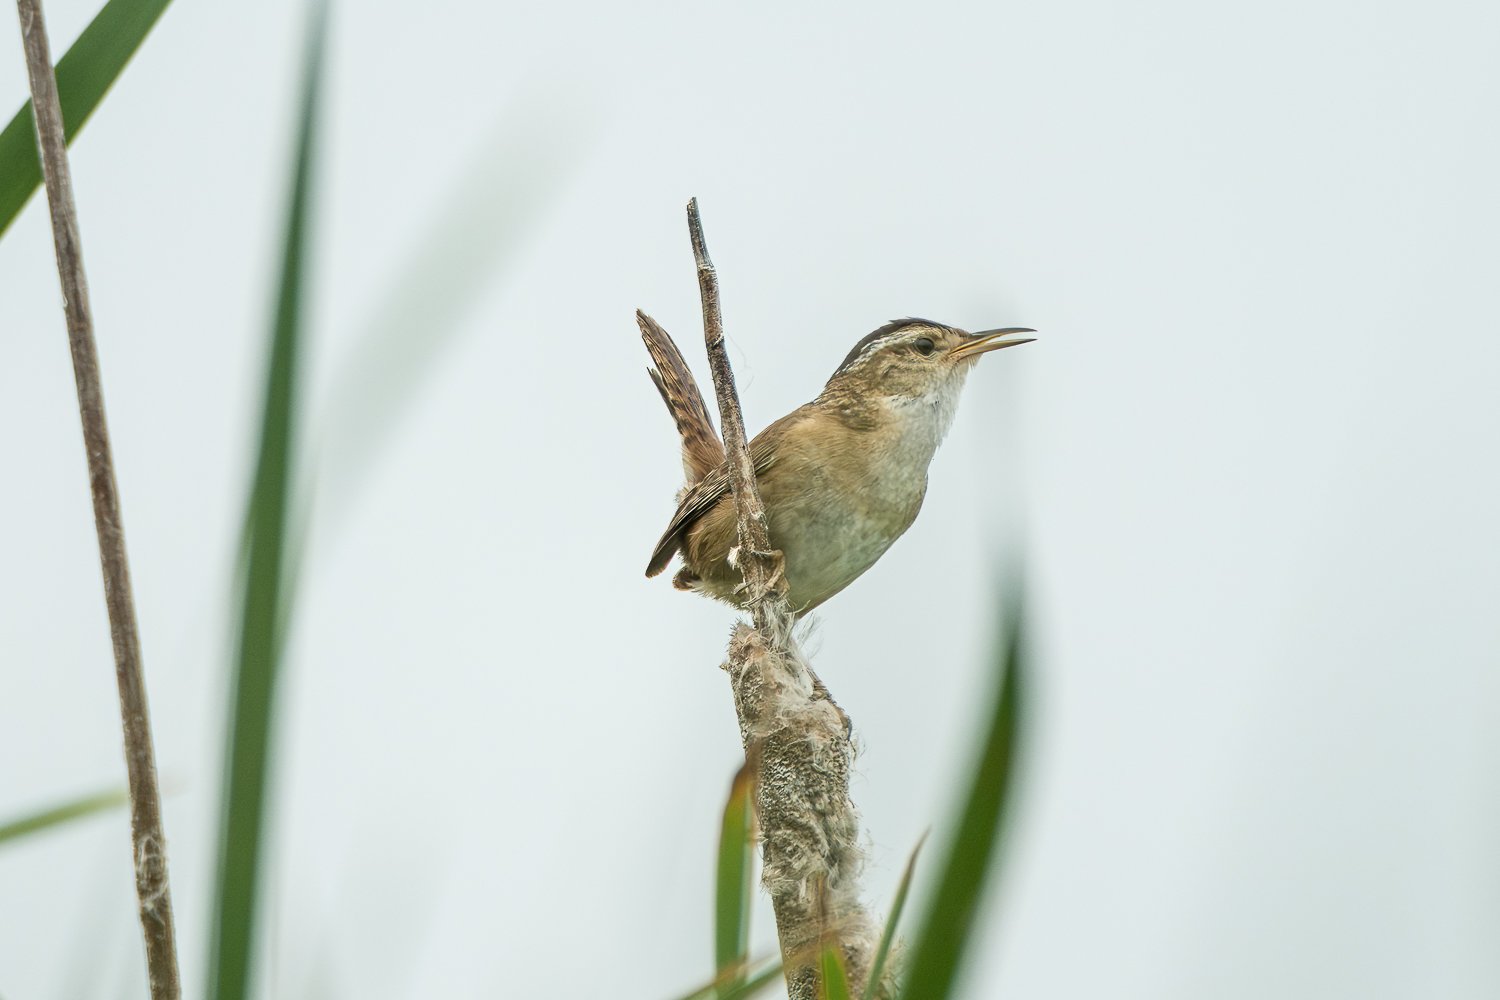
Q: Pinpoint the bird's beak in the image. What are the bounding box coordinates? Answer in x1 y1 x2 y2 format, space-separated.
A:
949 327 1037 360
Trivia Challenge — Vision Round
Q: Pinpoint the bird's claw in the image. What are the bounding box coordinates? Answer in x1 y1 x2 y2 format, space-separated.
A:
758 548 788 600
732 547 788 603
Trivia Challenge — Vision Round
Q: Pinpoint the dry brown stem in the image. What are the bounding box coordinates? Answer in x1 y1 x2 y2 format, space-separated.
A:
14 2 181 997
684 199 884 999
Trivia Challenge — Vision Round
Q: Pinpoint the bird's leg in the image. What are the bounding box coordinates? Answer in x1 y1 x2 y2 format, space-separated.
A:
729 545 788 604
756 547 788 603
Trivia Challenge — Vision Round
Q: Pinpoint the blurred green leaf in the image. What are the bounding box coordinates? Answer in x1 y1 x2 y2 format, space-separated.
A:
820 947 853 1000
861 834 926 1000
670 959 783 1000
900 595 1026 1000
715 762 756 991
206 5 326 1000
316 99 593 520
0 787 126 844
0 0 173 237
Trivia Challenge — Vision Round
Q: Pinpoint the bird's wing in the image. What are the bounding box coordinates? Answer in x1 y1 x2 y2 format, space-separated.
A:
645 435 780 578
637 310 726 483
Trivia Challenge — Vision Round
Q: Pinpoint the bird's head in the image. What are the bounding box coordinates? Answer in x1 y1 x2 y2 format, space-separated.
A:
820 318 1035 410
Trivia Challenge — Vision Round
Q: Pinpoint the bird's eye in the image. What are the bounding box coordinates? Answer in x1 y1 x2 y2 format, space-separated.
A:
912 337 935 356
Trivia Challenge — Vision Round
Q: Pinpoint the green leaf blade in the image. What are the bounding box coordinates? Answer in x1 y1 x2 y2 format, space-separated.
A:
0 788 128 844
715 763 756 990
669 959 784 1000
861 834 926 1000
0 0 174 236
206 6 327 1000
820 947 853 1000
900 594 1027 1000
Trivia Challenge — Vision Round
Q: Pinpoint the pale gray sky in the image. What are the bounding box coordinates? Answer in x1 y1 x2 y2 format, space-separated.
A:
3 0 1498 997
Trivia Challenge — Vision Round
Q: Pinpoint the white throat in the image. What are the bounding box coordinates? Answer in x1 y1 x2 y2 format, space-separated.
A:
883 370 970 464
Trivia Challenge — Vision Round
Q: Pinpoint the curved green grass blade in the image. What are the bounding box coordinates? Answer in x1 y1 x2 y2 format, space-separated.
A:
0 787 127 844
715 762 756 990
820 947 853 1000
860 834 926 1000
670 958 783 1000
0 0 173 237
206 5 326 1000
900 594 1027 1000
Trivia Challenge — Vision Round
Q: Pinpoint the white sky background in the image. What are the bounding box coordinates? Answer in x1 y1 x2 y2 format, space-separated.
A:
3 0 1499 997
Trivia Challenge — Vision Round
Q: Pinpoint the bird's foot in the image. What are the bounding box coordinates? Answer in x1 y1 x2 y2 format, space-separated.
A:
757 548 788 602
730 546 788 604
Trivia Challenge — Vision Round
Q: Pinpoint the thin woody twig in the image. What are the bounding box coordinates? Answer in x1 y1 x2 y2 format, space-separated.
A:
685 199 886 1000
14 2 181 998
686 198 784 627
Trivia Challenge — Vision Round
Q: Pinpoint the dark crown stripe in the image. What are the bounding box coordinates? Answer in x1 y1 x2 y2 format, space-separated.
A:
832 317 947 376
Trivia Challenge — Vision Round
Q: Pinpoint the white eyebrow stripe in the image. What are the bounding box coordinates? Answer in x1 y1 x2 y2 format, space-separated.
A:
832 318 948 376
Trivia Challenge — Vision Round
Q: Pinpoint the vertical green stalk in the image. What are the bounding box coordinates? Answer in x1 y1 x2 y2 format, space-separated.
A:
207 5 326 999
715 764 756 991
860 836 925 1000
819 947 852 1000
900 595 1026 999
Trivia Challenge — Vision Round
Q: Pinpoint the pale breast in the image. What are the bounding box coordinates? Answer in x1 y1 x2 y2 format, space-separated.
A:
679 392 952 613
764 418 932 611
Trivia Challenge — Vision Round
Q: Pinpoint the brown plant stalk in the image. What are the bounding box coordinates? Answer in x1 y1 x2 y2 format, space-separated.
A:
14 2 181 998
684 199 888 999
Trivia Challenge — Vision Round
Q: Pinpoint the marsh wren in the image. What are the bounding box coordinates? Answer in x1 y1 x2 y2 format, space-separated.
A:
640 315 1034 614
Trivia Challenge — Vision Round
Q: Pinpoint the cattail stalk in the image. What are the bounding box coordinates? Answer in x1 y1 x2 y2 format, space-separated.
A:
685 199 887 999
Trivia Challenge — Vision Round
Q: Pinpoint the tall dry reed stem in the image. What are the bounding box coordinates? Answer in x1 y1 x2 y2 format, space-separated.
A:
14 3 181 997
